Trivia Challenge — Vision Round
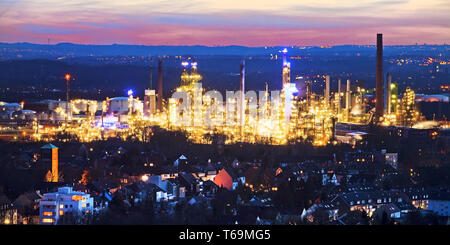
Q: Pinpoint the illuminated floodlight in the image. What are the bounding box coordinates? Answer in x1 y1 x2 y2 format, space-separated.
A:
141 175 149 182
191 62 198 67
181 61 189 67
282 48 288 53
127 89 134 96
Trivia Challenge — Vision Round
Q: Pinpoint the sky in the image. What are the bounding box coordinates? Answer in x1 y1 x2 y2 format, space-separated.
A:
0 0 449 46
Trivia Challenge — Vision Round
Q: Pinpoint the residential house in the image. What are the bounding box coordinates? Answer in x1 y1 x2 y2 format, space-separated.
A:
13 190 42 224
331 190 411 217
179 172 199 197
0 194 18 224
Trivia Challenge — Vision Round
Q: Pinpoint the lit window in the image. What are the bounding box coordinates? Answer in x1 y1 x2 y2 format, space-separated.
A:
42 218 53 223
59 210 63 215
72 195 82 201
43 212 53 216
82 203 86 208
59 204 64 209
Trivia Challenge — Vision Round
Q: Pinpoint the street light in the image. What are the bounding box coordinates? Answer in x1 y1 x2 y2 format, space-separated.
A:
65 74 72 121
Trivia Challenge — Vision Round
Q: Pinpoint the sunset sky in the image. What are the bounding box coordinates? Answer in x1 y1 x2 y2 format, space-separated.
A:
1 0 449 46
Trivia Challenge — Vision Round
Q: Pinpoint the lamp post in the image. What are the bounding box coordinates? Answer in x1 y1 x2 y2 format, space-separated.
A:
65 74 71 121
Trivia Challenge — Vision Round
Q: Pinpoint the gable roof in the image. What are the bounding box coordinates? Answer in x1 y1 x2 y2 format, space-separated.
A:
214 169 233 190
378 203 401 215
180 172 197 185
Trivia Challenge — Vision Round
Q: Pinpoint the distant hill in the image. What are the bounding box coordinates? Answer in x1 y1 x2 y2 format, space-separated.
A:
1 42 449 60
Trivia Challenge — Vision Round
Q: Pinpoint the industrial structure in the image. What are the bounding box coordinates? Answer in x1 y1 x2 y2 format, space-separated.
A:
375 33 384 122
0 34 442 146
41 143 59 183
157 59 163 112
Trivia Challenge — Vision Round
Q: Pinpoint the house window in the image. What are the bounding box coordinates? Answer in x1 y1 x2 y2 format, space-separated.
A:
42 218 53 223
72 195 82 201
43 212 53 216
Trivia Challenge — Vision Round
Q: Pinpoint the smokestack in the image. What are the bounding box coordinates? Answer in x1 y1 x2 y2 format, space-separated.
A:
240 60 245 129
149 67 153 90
325 75 330 105
386 72 392 114
157 59 163 112
346 79 351 110
376 33 384 119
337 78 341 113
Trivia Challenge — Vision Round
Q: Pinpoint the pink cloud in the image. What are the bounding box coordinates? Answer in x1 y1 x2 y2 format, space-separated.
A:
1 5 449 46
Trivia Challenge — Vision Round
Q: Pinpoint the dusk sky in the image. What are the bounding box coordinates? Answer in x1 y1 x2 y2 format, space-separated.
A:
1 0 449 46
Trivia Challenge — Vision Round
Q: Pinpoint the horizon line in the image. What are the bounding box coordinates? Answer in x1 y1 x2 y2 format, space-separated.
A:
1 41 449 48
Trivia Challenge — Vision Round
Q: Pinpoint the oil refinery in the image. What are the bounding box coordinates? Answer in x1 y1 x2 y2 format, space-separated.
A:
0 34 448 146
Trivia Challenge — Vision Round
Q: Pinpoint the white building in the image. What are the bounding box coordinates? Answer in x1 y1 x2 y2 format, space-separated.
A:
45 100 72 121
39 187 93 225
108 97 143 115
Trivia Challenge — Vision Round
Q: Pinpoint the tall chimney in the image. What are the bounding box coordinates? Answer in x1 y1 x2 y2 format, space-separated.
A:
376 33 384 119
386 72 392 114
239 60 245 130
337 78 341 113
157 59 163 112
346 79 351 110
149 67 153 89
325 75 330 105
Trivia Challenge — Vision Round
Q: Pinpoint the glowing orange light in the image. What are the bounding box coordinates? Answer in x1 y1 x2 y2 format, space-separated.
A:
65 74 71 80
72 195 82 201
